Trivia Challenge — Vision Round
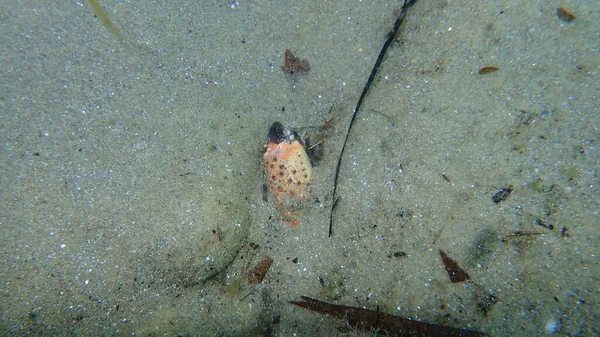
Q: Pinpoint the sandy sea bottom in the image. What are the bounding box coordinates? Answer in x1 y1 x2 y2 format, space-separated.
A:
0 0 598 336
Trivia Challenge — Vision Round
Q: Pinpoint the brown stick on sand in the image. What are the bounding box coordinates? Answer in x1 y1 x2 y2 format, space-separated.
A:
290 296 488 337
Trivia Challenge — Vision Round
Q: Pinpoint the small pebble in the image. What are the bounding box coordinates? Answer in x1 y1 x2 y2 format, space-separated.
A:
544 318 558 334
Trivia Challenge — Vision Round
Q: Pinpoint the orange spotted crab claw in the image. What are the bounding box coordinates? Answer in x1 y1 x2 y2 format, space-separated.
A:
264 122 312 225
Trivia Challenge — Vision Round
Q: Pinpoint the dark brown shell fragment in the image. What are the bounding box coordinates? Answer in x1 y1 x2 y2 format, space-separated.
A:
478 66 499 74
281 49 310 75
439 249 470 283
557 7 575 22
248 256 274 284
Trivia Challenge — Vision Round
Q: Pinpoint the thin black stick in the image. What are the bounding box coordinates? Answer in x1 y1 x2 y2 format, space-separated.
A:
329 0 418 237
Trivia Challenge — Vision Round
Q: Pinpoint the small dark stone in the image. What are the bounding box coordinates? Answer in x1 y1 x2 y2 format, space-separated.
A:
557 7 575 22
492 186 513 204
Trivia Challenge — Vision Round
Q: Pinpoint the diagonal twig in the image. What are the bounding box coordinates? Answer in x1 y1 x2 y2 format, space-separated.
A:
329 0 419 236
